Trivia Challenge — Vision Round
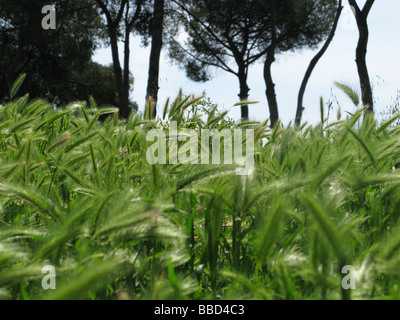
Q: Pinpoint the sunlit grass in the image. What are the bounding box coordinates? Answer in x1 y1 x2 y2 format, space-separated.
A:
1 75 400 300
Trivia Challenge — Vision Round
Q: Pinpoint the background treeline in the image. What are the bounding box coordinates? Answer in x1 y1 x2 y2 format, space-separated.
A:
0 0 375 125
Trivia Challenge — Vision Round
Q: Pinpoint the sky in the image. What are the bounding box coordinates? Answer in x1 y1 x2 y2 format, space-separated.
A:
93 0 400 125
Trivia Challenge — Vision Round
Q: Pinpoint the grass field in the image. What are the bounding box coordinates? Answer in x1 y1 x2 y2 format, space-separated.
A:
2 77 400 300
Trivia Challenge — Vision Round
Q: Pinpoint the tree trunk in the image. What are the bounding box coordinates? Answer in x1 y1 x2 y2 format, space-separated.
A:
264 0 279 128
354 13 373 112
146 0 165 119
96 0 130 118
110 30 128 117
348 0 374 113
238 67 249 120
296 1 343 126
264 44 279 128
123 11 131 118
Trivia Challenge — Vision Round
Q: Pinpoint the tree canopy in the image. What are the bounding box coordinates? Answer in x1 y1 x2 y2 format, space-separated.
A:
168 0 338 122
0 0 123 106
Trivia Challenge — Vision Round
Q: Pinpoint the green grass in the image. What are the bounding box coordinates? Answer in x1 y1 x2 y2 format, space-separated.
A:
2 77 400 300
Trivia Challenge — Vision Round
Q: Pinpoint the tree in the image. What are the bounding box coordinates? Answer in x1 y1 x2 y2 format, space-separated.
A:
258 0 338 127
145 0 165 119
0 0 109 105
263 0 278 127
170 0 337 124
348 0 375 113
94 0 144 118
169 0 270 120
71 61 136 110
295 0 343 126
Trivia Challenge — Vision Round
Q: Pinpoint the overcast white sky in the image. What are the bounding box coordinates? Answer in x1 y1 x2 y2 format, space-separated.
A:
93 0 400 125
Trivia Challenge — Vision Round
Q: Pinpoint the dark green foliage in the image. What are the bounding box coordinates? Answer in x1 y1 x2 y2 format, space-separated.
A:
0 0 124 108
